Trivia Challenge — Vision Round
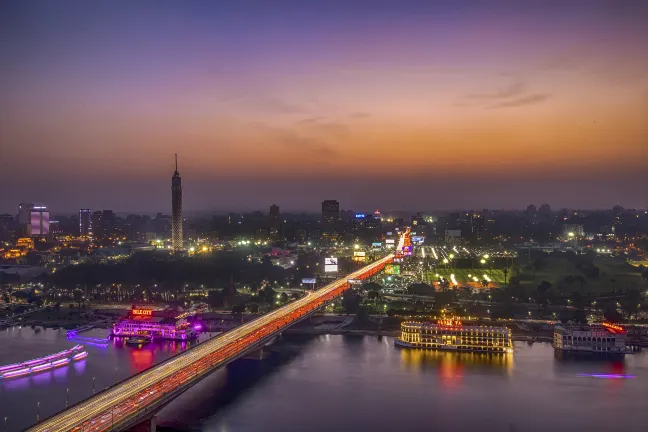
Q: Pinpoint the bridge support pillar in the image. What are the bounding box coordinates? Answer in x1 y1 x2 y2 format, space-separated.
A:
128 416 157 432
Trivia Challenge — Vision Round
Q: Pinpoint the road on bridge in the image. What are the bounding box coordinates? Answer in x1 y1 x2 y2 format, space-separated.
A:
27 254 394 432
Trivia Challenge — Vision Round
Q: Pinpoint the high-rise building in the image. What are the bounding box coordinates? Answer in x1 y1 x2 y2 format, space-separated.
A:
91 211 103 239
321 200 340 225
17 202 33 236
171 154 183 252
0 214 14 243
269 204 281 238
30 206 49 237
79 209 92 236
102 210 115 238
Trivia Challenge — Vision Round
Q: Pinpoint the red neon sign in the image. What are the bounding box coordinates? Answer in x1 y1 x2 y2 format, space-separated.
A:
132 309 152 317
437 319 463 327
602 322 624 333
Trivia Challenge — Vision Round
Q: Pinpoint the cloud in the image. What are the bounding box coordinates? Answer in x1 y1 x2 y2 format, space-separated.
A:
467 80 526 100
278 133 338 157
460 77 549 109
488 93 550 109
250 122 338 157
295 117 351 137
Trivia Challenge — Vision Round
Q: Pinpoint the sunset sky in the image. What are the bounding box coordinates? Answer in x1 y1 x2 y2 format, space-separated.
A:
1 0 647 213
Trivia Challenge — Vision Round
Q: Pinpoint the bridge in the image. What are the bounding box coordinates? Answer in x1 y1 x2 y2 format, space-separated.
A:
28 254 395 432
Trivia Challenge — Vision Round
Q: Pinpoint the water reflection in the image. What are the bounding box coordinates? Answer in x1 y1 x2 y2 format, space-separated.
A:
130 348 154 371
399 347 514 381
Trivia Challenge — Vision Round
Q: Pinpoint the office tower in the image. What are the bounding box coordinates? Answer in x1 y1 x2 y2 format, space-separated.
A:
91 211 103 238
171 154 183 252
17 202 34 236
321 200 340 225
79 209 92 236
269 204 281 237
30 206 49 237
0 214 13 242
102 210 115 237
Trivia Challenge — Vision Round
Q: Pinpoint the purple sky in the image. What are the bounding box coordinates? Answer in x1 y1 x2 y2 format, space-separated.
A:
1 1 647 214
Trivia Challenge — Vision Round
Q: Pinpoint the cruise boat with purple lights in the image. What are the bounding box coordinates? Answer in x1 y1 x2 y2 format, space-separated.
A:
0 347 88 380
112 307 198 341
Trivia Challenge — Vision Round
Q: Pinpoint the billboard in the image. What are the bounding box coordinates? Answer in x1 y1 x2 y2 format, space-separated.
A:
347 279 362 285
353 251 366 257
385 239 395 245
354 213 366 219
372 242 382 249
385 264 401 275
302 278 316 284
324 257 338 273
412 236 425 245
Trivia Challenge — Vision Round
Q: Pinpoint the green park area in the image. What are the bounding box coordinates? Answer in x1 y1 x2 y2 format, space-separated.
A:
516 254 646 294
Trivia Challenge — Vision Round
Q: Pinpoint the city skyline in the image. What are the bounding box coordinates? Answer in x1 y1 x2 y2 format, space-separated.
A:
1 0 647 212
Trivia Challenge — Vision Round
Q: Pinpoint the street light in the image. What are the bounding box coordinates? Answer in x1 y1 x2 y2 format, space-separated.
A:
92 377 96 394
66 387 69 408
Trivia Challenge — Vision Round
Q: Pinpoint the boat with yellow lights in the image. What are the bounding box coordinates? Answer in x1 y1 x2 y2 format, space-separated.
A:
396 318 513 353
553 322 633 358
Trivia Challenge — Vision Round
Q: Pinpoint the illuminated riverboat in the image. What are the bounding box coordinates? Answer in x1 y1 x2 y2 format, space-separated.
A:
396 318 513 353
112 308 197 341
553 322 632 357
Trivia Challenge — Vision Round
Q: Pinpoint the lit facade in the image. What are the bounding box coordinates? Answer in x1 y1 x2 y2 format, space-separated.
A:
29 206 49 237
79 209 92 236
396 319 513 353
112 309 196 341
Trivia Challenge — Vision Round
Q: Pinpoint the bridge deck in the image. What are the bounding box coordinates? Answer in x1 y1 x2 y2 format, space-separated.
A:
27 254 393 432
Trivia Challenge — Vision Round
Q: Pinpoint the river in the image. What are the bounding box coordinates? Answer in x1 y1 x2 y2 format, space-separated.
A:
2 329 648 432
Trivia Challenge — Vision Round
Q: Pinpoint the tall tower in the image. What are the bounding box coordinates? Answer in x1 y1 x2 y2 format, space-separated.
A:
171 154 183 252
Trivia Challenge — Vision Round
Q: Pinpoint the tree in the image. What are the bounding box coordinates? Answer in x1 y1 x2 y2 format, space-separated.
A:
73 289 84 310
361 282 382 292
503 267 509 288
207 290 223 307
603 306 622 323
231 304 246 315
573 275 587 292
366 289 381 306
620 289 642 319
407 282 434 296
279 292 288 303
537 280 552 293
572 308 587 324
342 290 362 314
480 280 489 289
246 303 259 313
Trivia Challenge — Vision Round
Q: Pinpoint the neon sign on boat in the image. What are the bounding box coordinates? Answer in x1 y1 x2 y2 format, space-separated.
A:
132 309 153 317
602 322 625 333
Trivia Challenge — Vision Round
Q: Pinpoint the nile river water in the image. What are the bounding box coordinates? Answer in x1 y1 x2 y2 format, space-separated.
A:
2 328 648 432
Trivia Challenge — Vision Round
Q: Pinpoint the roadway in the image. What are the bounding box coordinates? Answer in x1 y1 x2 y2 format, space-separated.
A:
27 254 394 432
